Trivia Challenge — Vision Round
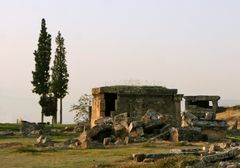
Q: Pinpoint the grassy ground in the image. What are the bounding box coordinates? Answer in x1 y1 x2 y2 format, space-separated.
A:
0 124 203 168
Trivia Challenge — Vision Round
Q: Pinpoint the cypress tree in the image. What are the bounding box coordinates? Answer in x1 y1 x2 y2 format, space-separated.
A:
32 18 52 122
51 31 69 124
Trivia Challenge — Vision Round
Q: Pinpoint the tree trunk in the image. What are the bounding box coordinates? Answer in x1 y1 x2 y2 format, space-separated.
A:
41 112 44 123
52 98 58 124
52 114 57 124
60 98 63 124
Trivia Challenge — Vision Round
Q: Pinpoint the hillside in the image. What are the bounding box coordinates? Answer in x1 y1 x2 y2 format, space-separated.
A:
216 106 240 128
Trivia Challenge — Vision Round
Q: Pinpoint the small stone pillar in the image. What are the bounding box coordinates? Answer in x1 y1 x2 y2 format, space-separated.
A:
91 93 105 127
174 95 183 127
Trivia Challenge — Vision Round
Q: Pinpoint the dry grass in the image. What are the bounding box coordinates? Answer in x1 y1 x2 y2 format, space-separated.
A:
216 107 240 128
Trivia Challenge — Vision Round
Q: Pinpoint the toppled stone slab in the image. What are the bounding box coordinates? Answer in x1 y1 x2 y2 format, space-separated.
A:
170 148 204 155
132 149 205 162
144 120 165 134
114 124 128 139
150 130 170 141
114 113 128 127
87 124 114 142
186 120 228 141
170 127 207 142
202 147 240 163
128 121 143 133
114 139 125 146
128 121 144 138
81 141 104 149
0 131 15 137
190 120 228 129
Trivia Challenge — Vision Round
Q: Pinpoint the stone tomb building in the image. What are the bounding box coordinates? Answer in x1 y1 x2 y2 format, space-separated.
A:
91 86 183 127
183 95 227 141
184 95 220 120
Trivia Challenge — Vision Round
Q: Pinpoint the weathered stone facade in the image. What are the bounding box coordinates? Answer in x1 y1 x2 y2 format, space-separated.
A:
91 86 183 127
183 95 227 141
184 95 220 120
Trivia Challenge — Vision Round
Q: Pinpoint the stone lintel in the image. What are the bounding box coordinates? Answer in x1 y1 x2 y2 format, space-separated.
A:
184 95 220 102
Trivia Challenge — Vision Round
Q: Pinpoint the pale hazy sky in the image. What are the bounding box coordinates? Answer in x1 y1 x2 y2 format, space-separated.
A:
1 0 240 123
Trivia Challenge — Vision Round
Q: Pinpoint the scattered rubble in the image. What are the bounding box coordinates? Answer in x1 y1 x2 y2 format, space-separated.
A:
0 131 15 137
20 120 50 136
218 161 240 168
35 135 54 147
202 147 240 163
132 145 240 167
64 138 80 149
132 148 205 162
170 127 207 142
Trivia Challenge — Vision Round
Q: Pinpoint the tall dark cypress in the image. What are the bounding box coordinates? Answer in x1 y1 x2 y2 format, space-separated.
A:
32 18 52 122
51 31 69 124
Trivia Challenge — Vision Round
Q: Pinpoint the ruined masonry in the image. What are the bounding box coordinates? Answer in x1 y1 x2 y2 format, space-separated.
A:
182 95 228 141
184 95 220 120
91 86 183 127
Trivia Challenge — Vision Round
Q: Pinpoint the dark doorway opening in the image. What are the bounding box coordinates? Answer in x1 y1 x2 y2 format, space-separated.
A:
104 93 117 117
189 101 210 108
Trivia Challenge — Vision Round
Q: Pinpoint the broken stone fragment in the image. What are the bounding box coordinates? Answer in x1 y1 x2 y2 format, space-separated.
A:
103 137 111 146
81 141 105 149
94 117 113 126
113 112 128 126
124 136 129 145
79 130 91 144
114 124 128 139
141 109 160 123
150 130 170 141
129 126 144 138
128 121 143 133
64 138 80 148
208 144 224 153
144 120 165 134
132 154 146 162
128 120 144 138
35 135 54 147
87 124 114 142
170 127 207 142
191 120 228 129
114 139 125 145
218 143 231 149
